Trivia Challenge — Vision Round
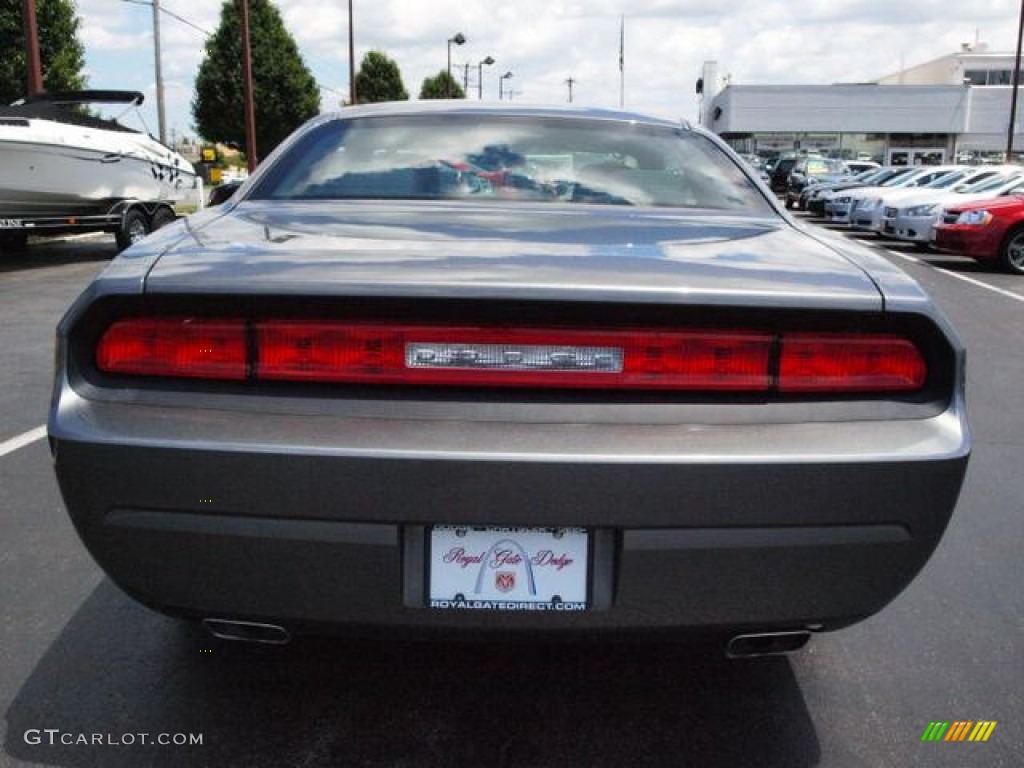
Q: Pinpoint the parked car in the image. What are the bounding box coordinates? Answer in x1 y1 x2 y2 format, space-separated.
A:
933 190 1024 274
785 157 850 209
802 166 899 215
207 181 243 207
880 169 1024 247
857 166 1003 235
846 160 881 175
48 103 969 653
826 166 941 224
848 166 967 231
737 153 771 184
768 154 798 193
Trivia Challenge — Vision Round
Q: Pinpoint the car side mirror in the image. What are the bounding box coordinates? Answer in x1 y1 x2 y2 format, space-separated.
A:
208 181 243 207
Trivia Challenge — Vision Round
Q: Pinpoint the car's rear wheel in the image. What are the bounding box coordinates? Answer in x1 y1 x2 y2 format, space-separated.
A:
1000 226 1024 275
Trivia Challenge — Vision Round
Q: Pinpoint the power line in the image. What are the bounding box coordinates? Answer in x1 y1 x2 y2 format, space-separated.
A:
121 0 347 108
121 0 210 36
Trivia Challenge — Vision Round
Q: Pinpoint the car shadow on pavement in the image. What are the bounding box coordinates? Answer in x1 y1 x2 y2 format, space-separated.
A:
904 253 995 273
0 237 116 275
5 580 821 768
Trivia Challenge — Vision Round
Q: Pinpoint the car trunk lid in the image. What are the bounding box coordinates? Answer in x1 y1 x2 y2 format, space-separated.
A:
144 201 884 310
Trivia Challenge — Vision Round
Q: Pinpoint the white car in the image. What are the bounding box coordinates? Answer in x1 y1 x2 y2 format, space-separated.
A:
804 167 890 215
881 168 1024 245
848 166 975 232
827 167 944 225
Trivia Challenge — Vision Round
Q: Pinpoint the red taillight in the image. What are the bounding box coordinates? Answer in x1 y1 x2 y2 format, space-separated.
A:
779 333 926 392
95 318 928 394
96 317 247 381
255 323 774 390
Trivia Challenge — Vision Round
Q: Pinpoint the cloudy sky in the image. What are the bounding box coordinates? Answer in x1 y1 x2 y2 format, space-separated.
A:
74 0 1022 141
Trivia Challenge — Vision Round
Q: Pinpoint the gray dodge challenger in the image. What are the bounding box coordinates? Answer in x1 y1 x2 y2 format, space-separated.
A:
48 103 970 655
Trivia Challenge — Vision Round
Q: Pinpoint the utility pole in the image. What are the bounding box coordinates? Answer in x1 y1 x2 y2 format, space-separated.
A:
152 0 167 144
240 0 257 171
348 0 356 104
565 77 576 103
463 63 470 92
21 0 43 96
618 15 625 109
1008 0 1024 162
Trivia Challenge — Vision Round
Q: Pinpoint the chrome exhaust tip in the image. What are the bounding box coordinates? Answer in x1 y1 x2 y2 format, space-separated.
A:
202 618 292 645
726 630 811 659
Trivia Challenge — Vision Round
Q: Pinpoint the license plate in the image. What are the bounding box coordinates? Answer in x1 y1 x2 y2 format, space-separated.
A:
428 525 589 611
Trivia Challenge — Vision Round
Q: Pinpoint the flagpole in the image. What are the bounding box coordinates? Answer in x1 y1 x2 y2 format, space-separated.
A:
618 15 625 109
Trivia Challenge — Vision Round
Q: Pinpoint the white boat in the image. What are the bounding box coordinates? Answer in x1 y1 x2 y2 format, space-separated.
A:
0 90 198 219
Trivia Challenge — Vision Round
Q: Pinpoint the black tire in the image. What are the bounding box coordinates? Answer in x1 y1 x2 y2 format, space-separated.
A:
150 207 177 231
115 208 150 252
999 226 1024 275
784 198 794 210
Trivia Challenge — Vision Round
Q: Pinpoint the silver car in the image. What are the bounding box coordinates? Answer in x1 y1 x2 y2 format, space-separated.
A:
823 167 917 223
848 166 966 232
48 103 970 655
881 170 1024 245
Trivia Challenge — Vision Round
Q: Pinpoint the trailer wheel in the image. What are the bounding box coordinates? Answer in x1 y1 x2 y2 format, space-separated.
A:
115 209 150 251
150 207 177 232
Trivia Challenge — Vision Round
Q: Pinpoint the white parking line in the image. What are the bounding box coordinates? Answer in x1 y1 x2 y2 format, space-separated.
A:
885 250 1024 304
0 426 47 458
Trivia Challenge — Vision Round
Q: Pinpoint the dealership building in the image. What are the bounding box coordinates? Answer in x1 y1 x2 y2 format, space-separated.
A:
702 46 1024 164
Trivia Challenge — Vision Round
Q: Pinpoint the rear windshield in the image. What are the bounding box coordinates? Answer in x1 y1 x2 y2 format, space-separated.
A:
806 159 847 175
248 114 774 212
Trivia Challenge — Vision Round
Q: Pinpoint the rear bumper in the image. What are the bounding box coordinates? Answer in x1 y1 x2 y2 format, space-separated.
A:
50 391 969 635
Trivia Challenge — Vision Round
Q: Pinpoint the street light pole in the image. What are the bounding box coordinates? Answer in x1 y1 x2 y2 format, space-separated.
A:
477 56 494 100
152 0 167 144
565 77 575 103
446 33 466 98
20 0 43 96
499 71 513 100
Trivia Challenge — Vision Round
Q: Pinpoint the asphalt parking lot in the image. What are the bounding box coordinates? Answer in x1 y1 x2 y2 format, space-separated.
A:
1 227 1022 767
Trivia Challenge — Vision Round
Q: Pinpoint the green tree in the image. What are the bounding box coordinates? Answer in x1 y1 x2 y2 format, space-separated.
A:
0 0 86 104
354 50 408 104
192 0 320 161
419 70 465 100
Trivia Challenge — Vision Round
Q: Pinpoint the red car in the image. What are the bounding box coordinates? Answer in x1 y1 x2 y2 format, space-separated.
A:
933 191 1024 274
